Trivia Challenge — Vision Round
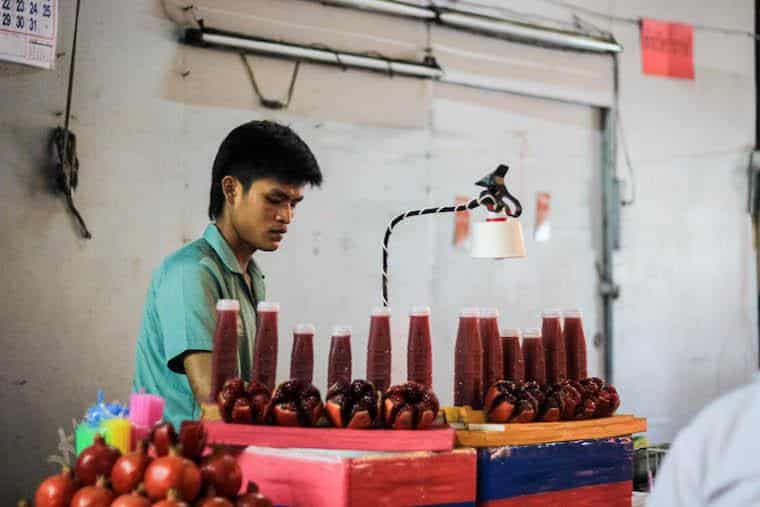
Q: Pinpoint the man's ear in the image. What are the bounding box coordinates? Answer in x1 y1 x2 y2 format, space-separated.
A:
221 176 238 205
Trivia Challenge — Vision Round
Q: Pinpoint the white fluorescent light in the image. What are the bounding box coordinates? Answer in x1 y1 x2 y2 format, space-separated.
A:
439 12 622 53
188 29 443 79
322 0 435 19
313 0 622 53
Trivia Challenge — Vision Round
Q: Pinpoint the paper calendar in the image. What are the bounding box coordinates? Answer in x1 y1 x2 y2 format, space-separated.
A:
0 0 57 69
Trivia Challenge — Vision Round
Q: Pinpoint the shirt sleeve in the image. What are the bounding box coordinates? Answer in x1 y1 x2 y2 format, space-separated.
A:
647 422 706 507
155 260 222 374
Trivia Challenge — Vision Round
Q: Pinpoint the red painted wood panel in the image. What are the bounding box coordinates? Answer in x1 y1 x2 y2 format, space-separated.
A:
238 450 350 507
479 480 632 507
238 448 477 507
348 450 477 506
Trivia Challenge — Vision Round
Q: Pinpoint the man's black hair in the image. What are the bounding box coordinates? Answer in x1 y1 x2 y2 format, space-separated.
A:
208 120 323 220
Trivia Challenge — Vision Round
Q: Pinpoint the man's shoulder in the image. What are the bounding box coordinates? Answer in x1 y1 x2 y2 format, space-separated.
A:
695 378 760 427
154 238 223 282
677 377 760 460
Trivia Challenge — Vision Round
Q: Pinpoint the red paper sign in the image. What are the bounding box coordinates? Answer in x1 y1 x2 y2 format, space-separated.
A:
640 18 694 79
453 195 471 247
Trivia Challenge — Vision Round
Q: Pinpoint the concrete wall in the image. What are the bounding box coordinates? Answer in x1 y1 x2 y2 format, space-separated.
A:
0 0 755 501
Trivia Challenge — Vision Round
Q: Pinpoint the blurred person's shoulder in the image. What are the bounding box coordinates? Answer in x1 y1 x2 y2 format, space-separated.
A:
650 375 760 507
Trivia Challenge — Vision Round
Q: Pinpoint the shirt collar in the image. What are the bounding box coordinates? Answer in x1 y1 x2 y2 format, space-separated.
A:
203 223 263 279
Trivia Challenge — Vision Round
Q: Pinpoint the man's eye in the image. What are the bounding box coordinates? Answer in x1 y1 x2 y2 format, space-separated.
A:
267 197 283 205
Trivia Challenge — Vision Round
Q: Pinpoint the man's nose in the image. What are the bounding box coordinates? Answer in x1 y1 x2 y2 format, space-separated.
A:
277 205 293 224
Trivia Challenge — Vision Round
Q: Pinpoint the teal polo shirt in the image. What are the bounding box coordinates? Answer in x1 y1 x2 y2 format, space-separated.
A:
132 224 265 428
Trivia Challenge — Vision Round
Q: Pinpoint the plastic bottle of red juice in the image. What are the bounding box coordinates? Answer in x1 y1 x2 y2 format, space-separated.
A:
328 325 352 389
367 307 392 393
290 323 315 384
563 309 588 381
480 307 502 394
454 308 483 408
500 328 524 383
407 306 433 388
542 309 566 384
253 301 279 390
209 299 240 401
522 328 546 385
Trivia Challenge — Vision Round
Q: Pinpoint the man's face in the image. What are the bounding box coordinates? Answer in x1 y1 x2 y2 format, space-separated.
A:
229 177 304 252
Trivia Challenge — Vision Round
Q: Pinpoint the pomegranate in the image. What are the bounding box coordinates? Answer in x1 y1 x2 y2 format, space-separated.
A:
235 483 273 507
484 380 542 423
70 476 115 507
540 381 582 422
143 449 201 502
381 382 439 429
201 451 242 499
112 439 153 494
230 398 254 424
325 380 378 429
580 377 621 417
217 378 246 422
266 379 324 427
178 421 206 462
244 380 272 424
150 488 189 507
75 434 122 485
111 491 151 507
150 421 178 457
196 495 234 507
33 466 77 507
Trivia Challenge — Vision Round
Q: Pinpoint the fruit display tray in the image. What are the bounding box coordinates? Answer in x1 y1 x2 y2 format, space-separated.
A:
203 421 456 452
452 413 647 447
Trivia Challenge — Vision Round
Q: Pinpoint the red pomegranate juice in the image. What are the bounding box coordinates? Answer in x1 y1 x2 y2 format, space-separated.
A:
367 307 392 392
328 326 352 389
563 310 588 381
290 323 315 383
454 308 484 408
407 306 433 388
209 299 240 401
253 302 279 390
522 328 546 385
480 308 503 394
542 310 566 384
500 328 524 383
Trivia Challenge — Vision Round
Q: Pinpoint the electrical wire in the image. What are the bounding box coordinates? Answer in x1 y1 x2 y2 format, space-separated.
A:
536 0 760 40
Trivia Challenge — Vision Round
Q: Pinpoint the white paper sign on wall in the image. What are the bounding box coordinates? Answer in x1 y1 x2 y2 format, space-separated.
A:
0 0 57 69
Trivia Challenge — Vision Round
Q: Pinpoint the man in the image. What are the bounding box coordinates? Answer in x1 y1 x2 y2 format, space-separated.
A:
132 121 322 428
648 374 760 506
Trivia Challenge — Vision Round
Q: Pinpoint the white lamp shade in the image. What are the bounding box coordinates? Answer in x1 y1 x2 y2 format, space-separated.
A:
470 219 526 259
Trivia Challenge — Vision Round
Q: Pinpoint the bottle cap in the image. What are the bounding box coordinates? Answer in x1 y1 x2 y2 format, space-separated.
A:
216 299 240 311
331 325 352 337
481 307 499 318
500 328 521 338
293 323 316 334
459 307 480 318
257 301 280 312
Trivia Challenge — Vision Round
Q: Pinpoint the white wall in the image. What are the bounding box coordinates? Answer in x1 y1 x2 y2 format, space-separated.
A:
0 0 755 501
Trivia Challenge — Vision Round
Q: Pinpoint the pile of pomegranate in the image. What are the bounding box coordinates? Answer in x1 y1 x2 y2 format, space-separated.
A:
218 378 439 430
31 421 273 507
484 377 620 423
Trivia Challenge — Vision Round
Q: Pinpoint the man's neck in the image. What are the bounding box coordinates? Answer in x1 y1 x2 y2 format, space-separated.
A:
214 216 256 273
